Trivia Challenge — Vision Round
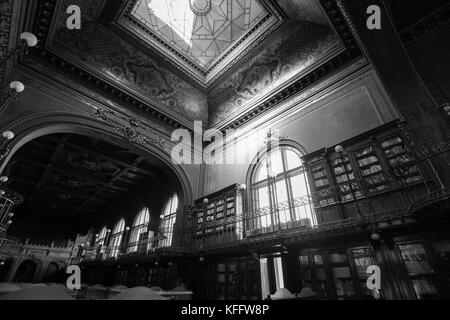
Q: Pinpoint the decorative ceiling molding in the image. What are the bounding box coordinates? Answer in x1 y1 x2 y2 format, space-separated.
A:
92 107 166 151
118 0 287 88
23 0 193 132
19 0 361 133
400 3 450 46
218 0 361 131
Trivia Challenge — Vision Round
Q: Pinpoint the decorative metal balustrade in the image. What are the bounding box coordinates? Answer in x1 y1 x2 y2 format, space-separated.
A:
80 227 174 262
78 133 450 260
0 189 23 233
79 181 435 261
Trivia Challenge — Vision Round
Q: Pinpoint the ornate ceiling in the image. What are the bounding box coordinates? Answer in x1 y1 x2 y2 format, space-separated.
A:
122 0 282 85
11 0 360 130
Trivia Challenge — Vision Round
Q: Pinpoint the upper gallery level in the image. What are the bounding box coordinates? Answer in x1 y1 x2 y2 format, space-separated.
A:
75 120 450 263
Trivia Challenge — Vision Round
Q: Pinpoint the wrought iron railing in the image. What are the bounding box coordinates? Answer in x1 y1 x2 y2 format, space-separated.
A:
0 189 24 232
81 227 174 261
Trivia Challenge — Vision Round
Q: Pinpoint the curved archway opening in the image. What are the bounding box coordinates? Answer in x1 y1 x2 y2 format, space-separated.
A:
43 262 59 283
3 127 191 248
13 260 38 283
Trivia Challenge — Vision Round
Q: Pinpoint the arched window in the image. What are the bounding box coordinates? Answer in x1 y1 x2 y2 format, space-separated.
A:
128 207 150 253
158 194 178 248
97 226 108 246
109 219 125 258
249 146 316 233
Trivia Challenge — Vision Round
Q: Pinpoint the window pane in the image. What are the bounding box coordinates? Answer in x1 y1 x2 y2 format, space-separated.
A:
285 148 302 171
268 150 283 176
275 179 290 224
290 174 314 226
254 159 268 182
159 194 178 247
290 173 309 198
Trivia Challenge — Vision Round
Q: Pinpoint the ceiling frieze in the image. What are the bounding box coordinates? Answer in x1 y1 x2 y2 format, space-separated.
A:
400 3 450 46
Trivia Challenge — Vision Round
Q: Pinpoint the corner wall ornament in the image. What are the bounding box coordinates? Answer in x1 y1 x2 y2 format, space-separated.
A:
92 107 166 151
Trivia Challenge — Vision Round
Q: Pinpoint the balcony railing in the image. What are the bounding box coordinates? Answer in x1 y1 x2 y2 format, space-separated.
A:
80 228 174 262
79 179 448 260
0 189 23 233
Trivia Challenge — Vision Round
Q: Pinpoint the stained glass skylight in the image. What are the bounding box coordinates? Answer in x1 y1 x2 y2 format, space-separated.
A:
131 0 268 70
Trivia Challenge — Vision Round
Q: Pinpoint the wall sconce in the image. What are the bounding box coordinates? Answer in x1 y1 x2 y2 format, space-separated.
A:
0 190 5 196
240 184 247 191
168 261 173 267
6 32 38 60
335 145 344 153
125 226 130 231
6 220 12 225
107 229 111 233
154 261 159 266
199 256 205 262
0 261 4 266
8 213 14 218
1 82 25 115
203 198 209 204
0 176 8 183
10 81 25 93
2 131 14 140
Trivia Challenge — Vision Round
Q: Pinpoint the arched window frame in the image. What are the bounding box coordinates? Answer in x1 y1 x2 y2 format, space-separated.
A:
248 142 316 233
128 207 150 253
158 194 178 248
97 226 108 246
109 219 125 258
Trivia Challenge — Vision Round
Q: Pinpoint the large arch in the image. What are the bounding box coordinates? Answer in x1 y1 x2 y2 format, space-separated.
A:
13 259 40 283
0 112 194 206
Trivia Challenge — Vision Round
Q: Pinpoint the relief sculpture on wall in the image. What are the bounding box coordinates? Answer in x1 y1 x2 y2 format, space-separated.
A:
53 3 208 123
209 21 340 126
